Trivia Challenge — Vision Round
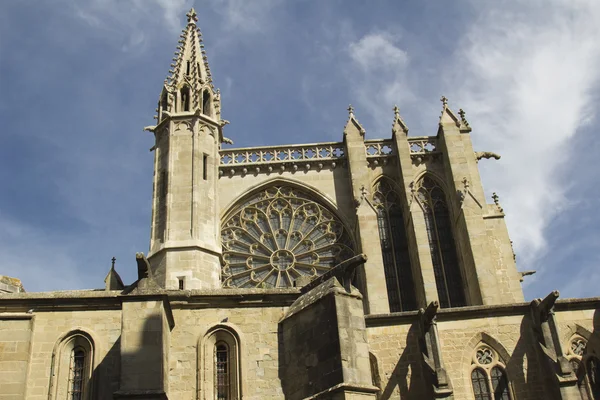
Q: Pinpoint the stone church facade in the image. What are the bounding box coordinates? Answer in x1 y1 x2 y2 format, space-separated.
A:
1 8 599 400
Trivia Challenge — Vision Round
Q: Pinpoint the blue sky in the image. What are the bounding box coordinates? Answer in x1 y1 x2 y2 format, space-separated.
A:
1 0 598 300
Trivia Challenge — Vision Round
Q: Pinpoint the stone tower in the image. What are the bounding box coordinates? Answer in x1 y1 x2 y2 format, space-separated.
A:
145 8 226 290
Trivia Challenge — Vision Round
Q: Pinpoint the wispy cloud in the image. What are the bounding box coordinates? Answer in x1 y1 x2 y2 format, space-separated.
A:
452 0 600 267
207 0 282 33
346 32 415 132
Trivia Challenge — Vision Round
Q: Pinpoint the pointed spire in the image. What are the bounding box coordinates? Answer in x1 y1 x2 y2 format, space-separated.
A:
438 95 461 127
344 104 366 137
104 257 125 291
156 8 220 119
392 104 409 135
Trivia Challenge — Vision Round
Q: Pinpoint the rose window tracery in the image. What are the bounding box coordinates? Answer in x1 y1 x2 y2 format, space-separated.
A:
221 186 355 288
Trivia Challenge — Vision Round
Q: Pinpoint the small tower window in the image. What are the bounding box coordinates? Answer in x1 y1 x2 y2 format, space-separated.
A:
216 343 230 399
181 86 191 112
68 347 86 400
203 89 211 117
186 60 191 76
203 154 208 181
178 277 185 290
160 92 168 121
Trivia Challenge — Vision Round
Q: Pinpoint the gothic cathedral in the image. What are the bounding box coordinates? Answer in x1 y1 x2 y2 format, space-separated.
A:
1 8 599 400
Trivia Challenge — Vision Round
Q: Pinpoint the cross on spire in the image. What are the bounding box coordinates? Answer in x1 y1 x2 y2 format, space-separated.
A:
111 257 116 269
186 8 198 24
440 96 448 107
347 104 354 115
393 104 400 117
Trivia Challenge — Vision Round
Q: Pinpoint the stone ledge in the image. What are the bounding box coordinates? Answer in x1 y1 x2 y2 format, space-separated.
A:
365 297 600 327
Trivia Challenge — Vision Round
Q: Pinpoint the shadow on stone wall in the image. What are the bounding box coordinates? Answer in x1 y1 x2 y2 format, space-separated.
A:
92 336 121 399
379 322 429 400
505 315 551 399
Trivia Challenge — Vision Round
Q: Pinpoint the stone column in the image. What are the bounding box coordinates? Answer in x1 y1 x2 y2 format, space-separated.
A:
279 270 379 399
344 108 390 314
114 297 174 399
391 109 439 307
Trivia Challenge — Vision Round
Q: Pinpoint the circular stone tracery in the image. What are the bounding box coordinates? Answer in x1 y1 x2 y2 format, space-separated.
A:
221 186 355 288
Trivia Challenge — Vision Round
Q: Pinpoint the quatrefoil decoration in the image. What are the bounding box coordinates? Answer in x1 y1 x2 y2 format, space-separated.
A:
476 347 494 365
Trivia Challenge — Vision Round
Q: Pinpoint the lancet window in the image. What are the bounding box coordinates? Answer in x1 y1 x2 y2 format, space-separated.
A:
416 176 466 308
565 335 600 399
49 330 94 400
372 178 417 312
201 326 241 400
221 185 355 288
470 344 511 400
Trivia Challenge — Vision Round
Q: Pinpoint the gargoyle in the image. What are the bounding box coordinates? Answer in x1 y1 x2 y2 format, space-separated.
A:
475 151 501 161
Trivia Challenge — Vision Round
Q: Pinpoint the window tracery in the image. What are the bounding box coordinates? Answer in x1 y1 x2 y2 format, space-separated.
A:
221 185 355 288
372 179 417 312
49 330 94 400
470 344 511 400
565 335 600 399
416 176 466 308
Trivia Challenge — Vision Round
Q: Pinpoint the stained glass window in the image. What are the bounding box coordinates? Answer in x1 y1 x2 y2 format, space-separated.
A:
216 343 229 400
68 348 86 400
372 179 417 312
417 176 466 308
221 186 355 288
471 368 491 400
491 367 510 400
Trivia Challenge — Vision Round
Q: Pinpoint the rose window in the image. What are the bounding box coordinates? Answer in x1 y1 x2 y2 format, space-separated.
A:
221 186 355 288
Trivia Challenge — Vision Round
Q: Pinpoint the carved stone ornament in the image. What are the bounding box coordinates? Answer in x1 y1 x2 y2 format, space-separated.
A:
221 186 355 288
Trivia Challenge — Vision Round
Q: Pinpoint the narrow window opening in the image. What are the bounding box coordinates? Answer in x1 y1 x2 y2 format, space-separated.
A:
181 86 191 112
186 60 191 75
68 348 86 400
216 343 230 400
203 154 208 181
160 93 168 120
178 277 185 290
202 89 211 117
471 368 490 400
418 176 466 308
373 179 417 312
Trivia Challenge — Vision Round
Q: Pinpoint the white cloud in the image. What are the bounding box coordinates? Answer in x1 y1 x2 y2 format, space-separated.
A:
207 0 282 33
347 32 415 131
452 0 600 267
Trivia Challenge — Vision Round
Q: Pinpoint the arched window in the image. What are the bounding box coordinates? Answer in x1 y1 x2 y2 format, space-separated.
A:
416 176 465 308
203 89 211 117
200 326 241 400
180 86 191 112
49 330 94 400
221 185 355 288
566 335 600 399
372 179 416 312
470 344 512 400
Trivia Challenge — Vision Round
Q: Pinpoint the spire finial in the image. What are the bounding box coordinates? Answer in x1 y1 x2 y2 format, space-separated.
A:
393 104 400 117
347 104 354 115
111 257 116 269
186 8 198 24
440 96 448 108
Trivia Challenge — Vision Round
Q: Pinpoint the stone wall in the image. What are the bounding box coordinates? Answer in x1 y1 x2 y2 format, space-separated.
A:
0 316 32 400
